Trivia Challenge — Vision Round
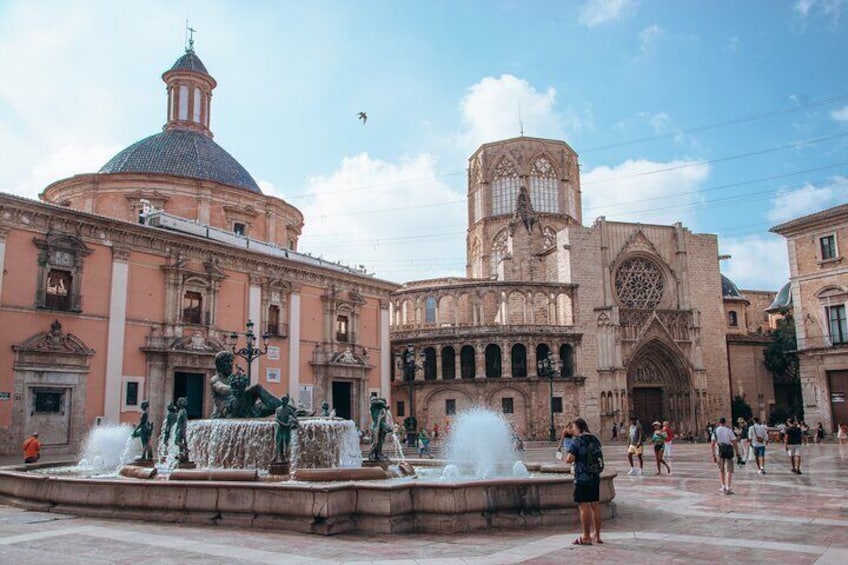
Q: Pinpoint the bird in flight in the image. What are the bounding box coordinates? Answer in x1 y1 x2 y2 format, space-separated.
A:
357 111 367 124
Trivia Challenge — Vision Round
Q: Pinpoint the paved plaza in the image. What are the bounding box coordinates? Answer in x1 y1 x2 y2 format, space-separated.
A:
1 441 846 564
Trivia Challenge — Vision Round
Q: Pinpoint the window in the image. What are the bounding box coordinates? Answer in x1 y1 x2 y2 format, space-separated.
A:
491 158 520 216
502 397 514 414
445 399 456 415
827 305 847 345
45 269 72 310
511 344 527 378
423 348 437 380
485 344 502 378
267 304 280 336
234 222 246 236
728 311 738 327
336 315 349 342
460 345 476 379
425 297 437 324
820 235 837 261
182 291 203 325
552 397 563 413
559 344 575 378
34 390 63 413
125 382 139 407
396 401 405 418
441 347 456 379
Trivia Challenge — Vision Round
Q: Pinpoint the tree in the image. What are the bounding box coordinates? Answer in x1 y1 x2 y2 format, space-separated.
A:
732 395 753 423
763 310 803 420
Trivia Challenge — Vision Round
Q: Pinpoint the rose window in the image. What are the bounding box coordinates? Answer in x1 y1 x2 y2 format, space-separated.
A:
614 257 664 309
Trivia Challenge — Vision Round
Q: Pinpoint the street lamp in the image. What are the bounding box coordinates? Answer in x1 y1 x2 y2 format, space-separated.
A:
537 351 560 442
395 344 424 447
229 319 270 384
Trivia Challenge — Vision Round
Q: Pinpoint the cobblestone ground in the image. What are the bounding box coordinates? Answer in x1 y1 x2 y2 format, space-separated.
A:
1 441 847 564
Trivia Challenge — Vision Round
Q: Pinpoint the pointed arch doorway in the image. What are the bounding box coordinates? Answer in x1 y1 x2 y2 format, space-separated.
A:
626 339 694 435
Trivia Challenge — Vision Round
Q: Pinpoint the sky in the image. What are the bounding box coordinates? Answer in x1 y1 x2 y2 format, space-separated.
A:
1 0 847 291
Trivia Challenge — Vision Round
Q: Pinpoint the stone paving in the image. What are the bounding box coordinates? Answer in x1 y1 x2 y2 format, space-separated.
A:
1 441 846 564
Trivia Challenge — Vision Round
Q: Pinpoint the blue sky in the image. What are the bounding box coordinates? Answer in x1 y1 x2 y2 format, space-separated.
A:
1 0 847 290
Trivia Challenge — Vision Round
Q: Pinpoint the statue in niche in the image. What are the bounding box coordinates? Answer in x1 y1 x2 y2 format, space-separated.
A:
174 397 190 463
210 350 282 418
274 394 299 464
368 397 392 461
132 400 154 461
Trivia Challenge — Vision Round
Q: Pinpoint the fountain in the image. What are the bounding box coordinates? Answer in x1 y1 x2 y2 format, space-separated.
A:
0 359 616 535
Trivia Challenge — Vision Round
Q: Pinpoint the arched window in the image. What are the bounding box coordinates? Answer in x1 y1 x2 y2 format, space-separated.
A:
460 345 476 379
490 230 508 277
529 156 559 213
485 344 502 378
511 344 527 378
536 343 551 375
728 311 738 327
425 297 437 324
559 344 574 378
441 346 456 379
423 347 437 380
491 157 520 215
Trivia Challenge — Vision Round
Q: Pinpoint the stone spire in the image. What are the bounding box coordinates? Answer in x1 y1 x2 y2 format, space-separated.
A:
161 41 217 138
509 185 538 235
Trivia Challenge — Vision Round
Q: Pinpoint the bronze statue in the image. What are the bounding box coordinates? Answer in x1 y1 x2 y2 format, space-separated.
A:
174 397 190 463
132 400 154 461
320 401 330 417
368 397 392 461
274 394 299 464
162 403 177 445
211 350 282 418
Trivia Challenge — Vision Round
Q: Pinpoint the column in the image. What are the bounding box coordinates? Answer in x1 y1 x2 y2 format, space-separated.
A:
104 248 130 423
249 283 261 385
288 291 301 395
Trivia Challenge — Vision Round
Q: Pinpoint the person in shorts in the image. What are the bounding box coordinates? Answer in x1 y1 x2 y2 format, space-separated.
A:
784 418 804 474
748 417 769 474
650 421 671 475
711 417 740 494
662 420 674 461
626 417 644 476
565 418 603 545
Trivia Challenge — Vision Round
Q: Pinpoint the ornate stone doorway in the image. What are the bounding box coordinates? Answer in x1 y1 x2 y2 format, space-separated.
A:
626 339 693 434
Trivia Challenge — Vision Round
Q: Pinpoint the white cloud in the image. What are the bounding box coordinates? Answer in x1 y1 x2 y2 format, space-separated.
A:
720 234 789 291
581 158 711 227
287 153 466 283
578 0 634 27
767 177 848 223
724 35 741 52
794 0 817 16
831 106 848 122
639 24 664 53
456 75 570 153
793 0 847 27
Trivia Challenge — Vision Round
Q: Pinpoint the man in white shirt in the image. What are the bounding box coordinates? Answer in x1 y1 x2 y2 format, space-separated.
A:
748 417 769 474
711 417 740 495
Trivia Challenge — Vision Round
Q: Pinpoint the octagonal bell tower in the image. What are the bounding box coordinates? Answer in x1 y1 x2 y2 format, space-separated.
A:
466 137 581 280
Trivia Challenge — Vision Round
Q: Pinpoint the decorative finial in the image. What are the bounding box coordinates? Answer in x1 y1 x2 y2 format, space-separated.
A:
518 102 524 136
185 19 196 52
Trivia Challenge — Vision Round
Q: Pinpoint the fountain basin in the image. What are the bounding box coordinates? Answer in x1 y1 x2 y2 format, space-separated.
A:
0 464 616 535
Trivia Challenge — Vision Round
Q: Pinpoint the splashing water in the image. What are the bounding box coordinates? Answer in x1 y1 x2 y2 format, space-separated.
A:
442 408 519 479
77 424 139 473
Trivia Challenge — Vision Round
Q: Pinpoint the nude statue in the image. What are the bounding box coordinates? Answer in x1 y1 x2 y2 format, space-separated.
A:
211 350 282 418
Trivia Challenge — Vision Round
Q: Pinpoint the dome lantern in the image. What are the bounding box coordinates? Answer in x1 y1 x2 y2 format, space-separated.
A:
161 41 217 138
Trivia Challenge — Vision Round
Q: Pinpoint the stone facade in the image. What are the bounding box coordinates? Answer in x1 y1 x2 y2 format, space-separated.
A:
772 204 848 432
390 136 739 440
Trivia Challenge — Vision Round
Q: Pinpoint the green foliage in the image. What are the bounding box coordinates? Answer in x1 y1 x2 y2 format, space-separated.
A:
768 404 794 426
731 395 753 422
763 312 799 385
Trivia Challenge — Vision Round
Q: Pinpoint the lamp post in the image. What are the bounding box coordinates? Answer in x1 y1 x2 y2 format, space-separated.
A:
537 351 560 442
396 344 424 447
229 319 270 384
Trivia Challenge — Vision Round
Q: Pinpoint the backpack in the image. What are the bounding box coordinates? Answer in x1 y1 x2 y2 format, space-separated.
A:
584 435 605 474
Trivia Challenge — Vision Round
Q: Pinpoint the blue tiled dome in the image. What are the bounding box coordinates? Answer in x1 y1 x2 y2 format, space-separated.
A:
766 282 792 312
98 129 261 193
721 274 744 299
169 51 209 75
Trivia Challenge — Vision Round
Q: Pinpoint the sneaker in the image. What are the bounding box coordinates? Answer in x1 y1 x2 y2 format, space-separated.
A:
757 469 764 475
719 486 727 494
761 469 766 474
725 488 734 495
627 468 636 476
636 468 644 476
796 470 803 475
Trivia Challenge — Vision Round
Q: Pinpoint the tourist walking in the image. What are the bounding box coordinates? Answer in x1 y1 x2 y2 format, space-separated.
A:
650 422 671 475
626 417 644 476
565 418 604 545
815 422 825 444
738 418 751 461
417 428 432 458
748 417 769 474
611 422 618 441
662 420 674 461
785 418 804 474
838 422 848 445
711 417 740 494
22 432 41 464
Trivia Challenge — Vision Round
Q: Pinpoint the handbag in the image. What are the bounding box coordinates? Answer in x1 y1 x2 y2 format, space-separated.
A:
718 443 734 459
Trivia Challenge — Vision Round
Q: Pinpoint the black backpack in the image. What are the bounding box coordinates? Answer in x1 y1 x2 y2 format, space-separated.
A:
584 435 604 474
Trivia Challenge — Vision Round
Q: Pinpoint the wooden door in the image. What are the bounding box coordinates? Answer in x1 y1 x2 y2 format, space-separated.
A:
632 387 663 438
828 371 848 433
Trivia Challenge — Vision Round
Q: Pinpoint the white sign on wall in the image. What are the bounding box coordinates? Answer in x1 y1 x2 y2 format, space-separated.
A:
266 368 281 383
299 385 313 411
267 346 280 360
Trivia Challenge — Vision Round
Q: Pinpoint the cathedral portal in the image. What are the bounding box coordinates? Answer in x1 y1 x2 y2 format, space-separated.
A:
626 339 694 434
